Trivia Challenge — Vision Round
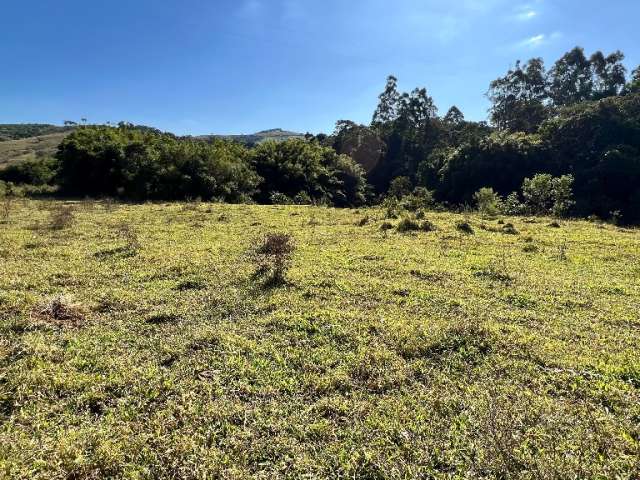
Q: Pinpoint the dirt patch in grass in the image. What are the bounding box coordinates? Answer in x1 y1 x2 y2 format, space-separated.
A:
30 296 87 328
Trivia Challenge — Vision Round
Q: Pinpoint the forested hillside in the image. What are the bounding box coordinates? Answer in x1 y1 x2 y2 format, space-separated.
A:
1 47 639 222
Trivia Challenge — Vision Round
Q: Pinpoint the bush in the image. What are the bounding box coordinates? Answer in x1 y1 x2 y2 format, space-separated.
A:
456 220 474 234
402 187 435 212
522 174 575 217
293 191 312 205
269 192 292 205
396 217 420 232
251 233 295 286
251 139 368 207
0 157 58 186
382 197 401 219
473 187 502 215
388 176 413 199
501 192 525 215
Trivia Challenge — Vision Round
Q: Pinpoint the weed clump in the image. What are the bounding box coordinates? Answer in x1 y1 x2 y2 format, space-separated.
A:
117 223 141 254
49 206 75 230
396 217 420 233
420 220 437 232
31 296 86 327
380 222 394 232
501 223 519 235
356 216 370 227
251 233 295 286
456 220 474 234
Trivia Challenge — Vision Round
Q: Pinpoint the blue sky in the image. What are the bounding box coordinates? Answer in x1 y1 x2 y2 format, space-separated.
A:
1 0 639 135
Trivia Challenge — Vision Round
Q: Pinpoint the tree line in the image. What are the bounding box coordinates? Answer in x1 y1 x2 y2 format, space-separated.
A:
1 46 639 222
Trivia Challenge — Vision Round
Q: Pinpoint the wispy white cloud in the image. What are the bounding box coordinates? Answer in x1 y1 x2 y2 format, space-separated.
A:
516 31 562 49
516 8 538 21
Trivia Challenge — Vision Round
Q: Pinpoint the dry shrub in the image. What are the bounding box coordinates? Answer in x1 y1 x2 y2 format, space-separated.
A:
251 233 295 286
1 196 13 223
31 296 86 328
49 206 75 230
117 223 141 254
456 220 474 234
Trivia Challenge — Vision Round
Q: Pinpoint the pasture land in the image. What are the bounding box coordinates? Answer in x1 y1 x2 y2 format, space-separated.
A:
1 200 639 478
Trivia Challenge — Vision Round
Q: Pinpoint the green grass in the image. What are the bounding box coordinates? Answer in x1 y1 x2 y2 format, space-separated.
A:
1 200 639 478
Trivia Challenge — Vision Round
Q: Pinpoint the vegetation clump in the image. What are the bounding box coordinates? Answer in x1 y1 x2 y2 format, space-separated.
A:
456 220 474 234
251 233 296 286
48 205 75 230
30 296 86 327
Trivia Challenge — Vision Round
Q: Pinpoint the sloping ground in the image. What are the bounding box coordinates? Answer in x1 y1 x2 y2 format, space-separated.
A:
0 132 69 168
0 124 71 142
200 128 306 145
0 201 639 478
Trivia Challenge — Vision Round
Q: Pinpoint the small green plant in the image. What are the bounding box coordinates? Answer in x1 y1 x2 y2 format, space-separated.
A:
474 187 502 216
1 196 12 224
251 233 295 286
382 197 401 219
293 191 312 205
270 192 292 205
557 241 569 261
380 221 394 231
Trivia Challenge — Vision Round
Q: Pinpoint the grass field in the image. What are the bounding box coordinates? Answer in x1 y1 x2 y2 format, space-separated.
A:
1 199 639 478
0 132 69 168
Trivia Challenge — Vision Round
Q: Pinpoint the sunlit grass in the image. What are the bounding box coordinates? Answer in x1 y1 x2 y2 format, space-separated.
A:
1 199 639 478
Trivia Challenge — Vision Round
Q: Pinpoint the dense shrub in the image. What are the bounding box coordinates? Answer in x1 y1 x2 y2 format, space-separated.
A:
251 139 368 207
0 157 58 185
522 174 575 217
56 125 259 201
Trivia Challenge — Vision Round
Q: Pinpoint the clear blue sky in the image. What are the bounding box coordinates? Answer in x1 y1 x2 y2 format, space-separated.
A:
1 0 639 135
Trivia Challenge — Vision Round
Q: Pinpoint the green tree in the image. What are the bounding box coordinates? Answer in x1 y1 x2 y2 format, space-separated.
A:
548 47 594 106
488 58 549 132
589 50 627 100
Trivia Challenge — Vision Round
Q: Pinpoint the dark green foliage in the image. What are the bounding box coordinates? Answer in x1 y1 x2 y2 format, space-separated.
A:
438 132 546 204
251 139 367 207
0 157 58 185
57 125 259 201
538 94 640 222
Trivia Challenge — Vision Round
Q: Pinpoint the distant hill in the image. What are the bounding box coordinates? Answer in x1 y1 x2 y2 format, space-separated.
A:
198 128 306 145
0 126 306 169
0 132 70 168
0 124 73 142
